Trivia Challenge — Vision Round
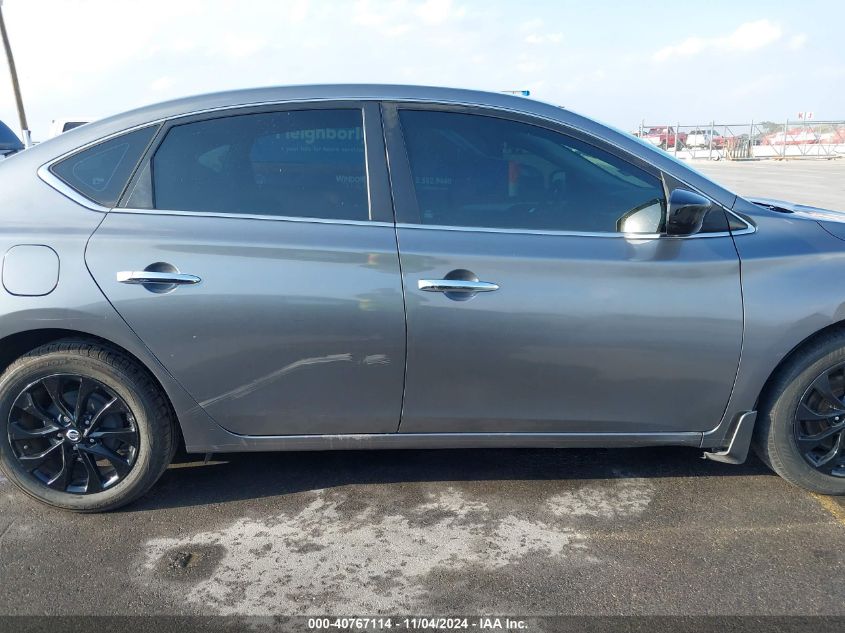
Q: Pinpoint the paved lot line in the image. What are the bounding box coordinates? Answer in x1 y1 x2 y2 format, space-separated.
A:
811 493 845 526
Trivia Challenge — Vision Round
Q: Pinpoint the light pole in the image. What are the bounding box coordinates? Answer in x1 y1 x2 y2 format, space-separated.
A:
0 0 31 147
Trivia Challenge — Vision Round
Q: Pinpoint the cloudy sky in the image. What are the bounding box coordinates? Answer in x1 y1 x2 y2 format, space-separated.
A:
1 0 842 140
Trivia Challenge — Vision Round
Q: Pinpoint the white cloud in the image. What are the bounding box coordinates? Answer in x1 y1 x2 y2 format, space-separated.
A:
789 33 808 50
414 0 466 25
385 23 412 37
219 35 268 59
352 0 391 27
353 0 464 35
516 53 547 74
287 0 312 23
525 32 563 44
149 76 177 92
653 19 783 62
519 18 544 32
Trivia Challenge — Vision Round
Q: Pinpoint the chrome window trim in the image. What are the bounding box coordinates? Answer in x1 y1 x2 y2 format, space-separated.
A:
395 210 755 239
37 163 110 212
108 208 752 237
725 211 757 236
361 103 374 220
112 207 394 228
36 119 164 213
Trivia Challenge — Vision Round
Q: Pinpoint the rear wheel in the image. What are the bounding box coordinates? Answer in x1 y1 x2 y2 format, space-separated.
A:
755 331 845 495
0 340 175 512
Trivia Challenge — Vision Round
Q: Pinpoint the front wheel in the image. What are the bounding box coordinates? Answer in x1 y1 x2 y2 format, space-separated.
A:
0 340 176 512
755 331 845 495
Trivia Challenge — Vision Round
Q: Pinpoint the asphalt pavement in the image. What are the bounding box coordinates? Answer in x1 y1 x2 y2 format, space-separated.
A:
1 447 844 616
693 158 845 211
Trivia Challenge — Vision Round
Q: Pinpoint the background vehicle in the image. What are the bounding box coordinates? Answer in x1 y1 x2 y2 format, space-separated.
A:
642 126 687 149
0 85 844 512
687 128 725 148
48 118 92 138
0 119 23 159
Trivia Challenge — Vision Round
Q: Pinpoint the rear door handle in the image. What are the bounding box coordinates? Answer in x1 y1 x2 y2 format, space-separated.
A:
116 271 202 285
417 279 499 293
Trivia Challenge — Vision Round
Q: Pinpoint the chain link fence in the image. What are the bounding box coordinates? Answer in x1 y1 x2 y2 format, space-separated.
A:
635 120 845 160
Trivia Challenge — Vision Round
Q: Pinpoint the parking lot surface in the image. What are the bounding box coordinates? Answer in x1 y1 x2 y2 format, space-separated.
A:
693 158 845 211
1 160 844 618
1 447 844 616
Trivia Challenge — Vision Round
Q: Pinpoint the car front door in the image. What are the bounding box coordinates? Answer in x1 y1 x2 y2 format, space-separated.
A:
85 103 406 436
385 105 743 435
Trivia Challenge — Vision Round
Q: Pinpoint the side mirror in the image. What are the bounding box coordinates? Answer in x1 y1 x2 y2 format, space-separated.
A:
665 189 712 236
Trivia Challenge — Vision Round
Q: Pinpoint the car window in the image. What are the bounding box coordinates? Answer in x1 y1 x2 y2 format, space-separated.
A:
50 126 158 207
398 110 666 233
150 109 369 221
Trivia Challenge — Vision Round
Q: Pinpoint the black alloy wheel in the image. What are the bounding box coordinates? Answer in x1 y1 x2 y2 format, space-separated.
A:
7 374 140 494
794 363 845 477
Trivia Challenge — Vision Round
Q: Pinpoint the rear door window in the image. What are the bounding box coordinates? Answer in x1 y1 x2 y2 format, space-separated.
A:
149 109 369 221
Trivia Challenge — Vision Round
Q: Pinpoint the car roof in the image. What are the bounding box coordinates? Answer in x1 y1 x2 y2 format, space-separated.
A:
23 84 738 209
36 84 573 149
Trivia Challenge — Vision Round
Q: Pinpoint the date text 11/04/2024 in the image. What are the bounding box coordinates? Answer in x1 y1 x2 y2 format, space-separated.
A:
306 617 529 630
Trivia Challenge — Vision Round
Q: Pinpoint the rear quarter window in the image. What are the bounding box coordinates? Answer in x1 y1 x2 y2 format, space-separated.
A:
50 126 158 207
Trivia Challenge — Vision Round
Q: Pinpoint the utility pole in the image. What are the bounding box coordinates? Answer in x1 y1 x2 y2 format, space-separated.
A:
0 0 31 147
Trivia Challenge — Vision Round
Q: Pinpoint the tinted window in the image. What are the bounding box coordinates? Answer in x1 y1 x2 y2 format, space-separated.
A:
399 110 666 233
50 126 157 207
151 110 368 220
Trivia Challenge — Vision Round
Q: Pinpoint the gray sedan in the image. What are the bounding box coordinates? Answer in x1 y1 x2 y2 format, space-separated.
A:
0 85 843 512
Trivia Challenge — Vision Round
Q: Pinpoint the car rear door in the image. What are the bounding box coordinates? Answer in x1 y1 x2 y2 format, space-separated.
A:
85 102 406 436
385 104 743 435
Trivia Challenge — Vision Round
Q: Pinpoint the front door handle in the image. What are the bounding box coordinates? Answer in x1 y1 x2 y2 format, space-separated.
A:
417 279 499 293
116 271 202 285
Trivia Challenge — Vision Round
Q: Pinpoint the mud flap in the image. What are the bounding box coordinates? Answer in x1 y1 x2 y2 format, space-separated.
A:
703 411 757 464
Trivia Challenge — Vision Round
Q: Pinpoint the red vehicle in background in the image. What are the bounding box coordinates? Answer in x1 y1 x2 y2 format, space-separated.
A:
642 126 687 149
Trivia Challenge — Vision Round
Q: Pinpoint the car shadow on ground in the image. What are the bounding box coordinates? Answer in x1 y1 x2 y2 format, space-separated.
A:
125 446 775 512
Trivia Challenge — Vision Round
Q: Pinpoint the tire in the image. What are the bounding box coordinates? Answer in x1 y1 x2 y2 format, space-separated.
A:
0 340 175 512
754 330 845 495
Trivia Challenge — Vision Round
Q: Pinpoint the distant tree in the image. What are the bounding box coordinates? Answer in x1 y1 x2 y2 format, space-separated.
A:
758 121 783 133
